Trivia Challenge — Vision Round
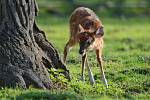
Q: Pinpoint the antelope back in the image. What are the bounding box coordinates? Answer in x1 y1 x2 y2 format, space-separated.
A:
69 7 103 37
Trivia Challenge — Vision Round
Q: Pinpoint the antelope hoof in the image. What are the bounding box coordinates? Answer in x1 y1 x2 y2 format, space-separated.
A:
103 77 108 88
90 79 95 85
80 76 85 83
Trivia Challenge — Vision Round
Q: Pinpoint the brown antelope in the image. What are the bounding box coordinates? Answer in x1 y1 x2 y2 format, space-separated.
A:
63 7 108 88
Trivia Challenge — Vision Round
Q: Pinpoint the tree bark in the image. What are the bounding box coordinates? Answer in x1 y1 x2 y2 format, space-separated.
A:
0 0 69 89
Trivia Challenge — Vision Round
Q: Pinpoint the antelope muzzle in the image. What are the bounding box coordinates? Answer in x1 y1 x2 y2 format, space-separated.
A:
79 36 94 55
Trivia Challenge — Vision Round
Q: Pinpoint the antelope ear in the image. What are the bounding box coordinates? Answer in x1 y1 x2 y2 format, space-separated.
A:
78 24 85 33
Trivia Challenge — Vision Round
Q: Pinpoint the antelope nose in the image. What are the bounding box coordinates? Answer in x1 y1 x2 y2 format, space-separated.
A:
79 50 84 55
101 32 104 36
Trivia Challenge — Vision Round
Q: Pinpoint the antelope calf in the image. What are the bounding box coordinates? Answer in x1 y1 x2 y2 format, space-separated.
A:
63 7 108 88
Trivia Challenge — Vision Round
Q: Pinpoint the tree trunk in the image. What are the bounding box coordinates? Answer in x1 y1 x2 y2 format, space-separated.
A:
0 0 69 89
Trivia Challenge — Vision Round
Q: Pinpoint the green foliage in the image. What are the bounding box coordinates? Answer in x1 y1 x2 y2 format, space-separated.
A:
68 80 125 98
36 0 150 17
48 68 68 89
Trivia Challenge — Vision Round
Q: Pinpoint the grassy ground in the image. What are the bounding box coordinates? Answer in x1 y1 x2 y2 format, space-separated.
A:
0 13 150 99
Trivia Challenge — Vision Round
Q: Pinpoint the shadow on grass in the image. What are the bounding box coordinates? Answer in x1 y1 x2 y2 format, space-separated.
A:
16 91 82 100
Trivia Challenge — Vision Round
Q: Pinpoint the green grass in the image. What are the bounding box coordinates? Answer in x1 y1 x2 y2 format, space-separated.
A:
0 13 150 99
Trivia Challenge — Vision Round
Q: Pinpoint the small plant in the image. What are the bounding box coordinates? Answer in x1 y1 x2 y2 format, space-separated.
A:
48 68 69 89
